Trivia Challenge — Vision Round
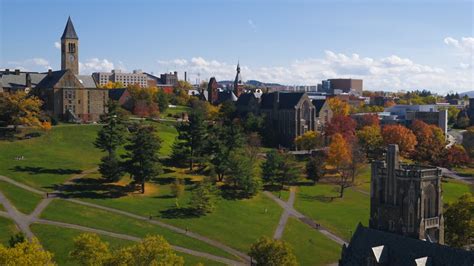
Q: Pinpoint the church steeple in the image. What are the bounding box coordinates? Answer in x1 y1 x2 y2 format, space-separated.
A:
61 16 79 74
233 61 244 97
61 16 78 40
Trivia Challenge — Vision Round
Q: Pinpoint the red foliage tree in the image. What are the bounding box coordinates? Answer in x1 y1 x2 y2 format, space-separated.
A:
440 145 470 167
324 115 356 144
382 124 417 156
411 120 445 163
355 114 380 130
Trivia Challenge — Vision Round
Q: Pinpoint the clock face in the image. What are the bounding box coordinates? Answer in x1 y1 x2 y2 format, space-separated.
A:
69 54 75 62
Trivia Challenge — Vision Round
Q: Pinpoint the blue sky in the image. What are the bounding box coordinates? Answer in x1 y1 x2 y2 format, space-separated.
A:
1 0 473 93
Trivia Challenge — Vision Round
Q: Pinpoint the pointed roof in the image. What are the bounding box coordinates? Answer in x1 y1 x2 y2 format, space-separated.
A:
61 16 78 40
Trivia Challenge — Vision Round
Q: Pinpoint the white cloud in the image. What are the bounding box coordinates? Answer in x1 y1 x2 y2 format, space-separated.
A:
156 51 472 93
444 36 474 54
248 19 257 32
5 58 52 71
54 42 61 49
79 58 115 73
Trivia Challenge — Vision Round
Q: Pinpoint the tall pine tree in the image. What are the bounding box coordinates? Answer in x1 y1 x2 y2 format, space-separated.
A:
172 111 207 170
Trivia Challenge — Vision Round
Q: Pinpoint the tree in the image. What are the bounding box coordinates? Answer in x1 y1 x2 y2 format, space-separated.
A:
410 120 445 163
348 142 366 183
444 194 474 249
8 233 25 248
0 238 55 265
226 150 261 198
189 179 215 215
357 125 383 160
0 91 43 131
382 124 417 156
278 152 300 188
110 235 184 266
295 130 321 152
95 100 128 181
306 154 325 184
355 114 380 129
70 233 110 265
170 178 185 207
324 115 357 143
249 236 298 266
122 124 162 193
261 150 283 186
327 97 350 116
440 145 470 168
462 127 474 157
155 89 169 113
327 133 352 198
172 111 208 170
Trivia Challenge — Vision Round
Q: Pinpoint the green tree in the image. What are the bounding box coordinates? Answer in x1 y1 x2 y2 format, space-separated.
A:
8 233 25 248
189 179 215 215
249 236 298 266
98 154 123 182
445 193 474 249
155 89 169 113
262 150 298 189
70 233 110 266
172 111 208 170
294 130 321 152
261 150 284 186
122 124 162 193
226 150 261 198
306 154 325 184
356 125 383 160
170 178 185 208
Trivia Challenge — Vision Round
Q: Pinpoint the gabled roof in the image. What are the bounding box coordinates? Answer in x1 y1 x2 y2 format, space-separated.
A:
0 71 46 89
236 93 257 106
35 70 68 88
312 99 327 115
75 75 97 88
108 88 127 101
61 16 78 40
342 224 474 266
260 92 306 110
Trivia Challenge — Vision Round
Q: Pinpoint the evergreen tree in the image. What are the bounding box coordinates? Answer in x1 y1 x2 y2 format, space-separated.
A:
261 150 283 186
306 154 325 184
98 154 123 182
189 179 215 215
155 89 169 113
122 124 162 193
262 150 299 189
172 111 207 170
226 150 260 198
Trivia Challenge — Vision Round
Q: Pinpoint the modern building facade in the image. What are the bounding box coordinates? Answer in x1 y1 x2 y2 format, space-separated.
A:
384 105 448 136
93 69 148 88
370 144 444 244
318 79 363 95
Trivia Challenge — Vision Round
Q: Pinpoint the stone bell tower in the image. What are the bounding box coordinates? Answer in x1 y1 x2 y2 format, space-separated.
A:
61 16 79 75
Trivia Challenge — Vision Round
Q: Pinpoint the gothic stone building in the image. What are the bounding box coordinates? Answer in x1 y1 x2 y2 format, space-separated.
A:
33 17 107 122
370 144 444 244
260 92 317 147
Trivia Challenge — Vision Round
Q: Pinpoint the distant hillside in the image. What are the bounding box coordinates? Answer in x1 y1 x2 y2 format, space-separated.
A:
217 80 284 88
460 91 474 98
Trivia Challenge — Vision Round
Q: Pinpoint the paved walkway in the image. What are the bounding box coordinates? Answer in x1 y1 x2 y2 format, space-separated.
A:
273 187 296 239
263 191 347 246
0 173 250 265
440 167 474 184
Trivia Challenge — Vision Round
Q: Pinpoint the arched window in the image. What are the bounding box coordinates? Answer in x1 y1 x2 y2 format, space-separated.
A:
423 184 436 218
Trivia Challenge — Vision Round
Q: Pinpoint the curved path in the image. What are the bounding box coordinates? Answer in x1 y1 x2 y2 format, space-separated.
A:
0 173 250 265
263 190 347 246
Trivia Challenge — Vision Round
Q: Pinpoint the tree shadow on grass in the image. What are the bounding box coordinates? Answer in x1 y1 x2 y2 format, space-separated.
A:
46 177 133 199
11 166 82 175
160 207 200 219
220 184 252 200
299 193 338 203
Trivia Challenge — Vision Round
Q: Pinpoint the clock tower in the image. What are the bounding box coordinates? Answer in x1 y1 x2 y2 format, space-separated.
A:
61 16 79 75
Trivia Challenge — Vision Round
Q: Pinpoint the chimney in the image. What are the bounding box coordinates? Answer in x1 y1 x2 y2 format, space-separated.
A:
14 69 20 75
174 71 178 76
26 73 32 88
48 69 52 77
5 69 9 74
184 71 187 82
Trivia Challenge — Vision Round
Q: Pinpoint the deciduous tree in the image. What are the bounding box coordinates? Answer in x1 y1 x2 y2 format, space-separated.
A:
445 194 474 249
0 91 43 131
189 179 215 215
381 124 417 156
295 130 321 152
70 233 110 265
357 125 383 160
249 236 298 266
324 115 356 143
440 145 470 168
0 238 55 265
411 120 445 163
327 133 352 197
327 97 350 116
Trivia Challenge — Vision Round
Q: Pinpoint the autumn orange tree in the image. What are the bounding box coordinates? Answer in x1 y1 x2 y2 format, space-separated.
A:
324 115 357 143
327 133 352 197
381 124 417 157
0 91 43 132
410 120 446 163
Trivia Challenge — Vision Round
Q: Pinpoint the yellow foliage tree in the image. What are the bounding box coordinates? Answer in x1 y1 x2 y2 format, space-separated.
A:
70 233 110 265
102 81 124 89
295 130 321 152
327 133 353 197
0 238 56 266
0 92 43 131
327 97 350 116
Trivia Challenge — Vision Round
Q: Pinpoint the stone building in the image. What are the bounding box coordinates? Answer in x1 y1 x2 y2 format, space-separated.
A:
93 70 148 88
370 144 444 244
233 62 244 97
260 92 317 147
33 17 107 122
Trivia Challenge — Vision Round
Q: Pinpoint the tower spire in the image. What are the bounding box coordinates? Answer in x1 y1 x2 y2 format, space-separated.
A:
61 16 78 40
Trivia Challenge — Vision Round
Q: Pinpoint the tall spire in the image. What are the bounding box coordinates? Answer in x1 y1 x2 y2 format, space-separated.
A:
236 61 240 73
61 16 78 40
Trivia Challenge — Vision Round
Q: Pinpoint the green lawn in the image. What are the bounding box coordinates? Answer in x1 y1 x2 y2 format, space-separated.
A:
161 105 191 119
31 224 222 266
442 179 473 203
0 125 103 190
354 165 371 192
0 216 18 246
294 184 369 241
282 218 341 266
0 181 43 214
40 199 237 261
453 167 474 177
